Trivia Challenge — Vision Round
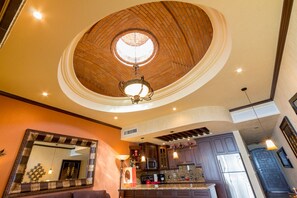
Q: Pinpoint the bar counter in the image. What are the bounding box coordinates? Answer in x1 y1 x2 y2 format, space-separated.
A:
120 183 217 198
122 183 215 190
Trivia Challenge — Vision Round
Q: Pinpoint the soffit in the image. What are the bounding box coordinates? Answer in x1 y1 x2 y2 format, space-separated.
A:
73 1 213 97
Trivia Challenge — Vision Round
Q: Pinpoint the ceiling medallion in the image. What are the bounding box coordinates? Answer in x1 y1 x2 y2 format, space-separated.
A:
115 30 156 104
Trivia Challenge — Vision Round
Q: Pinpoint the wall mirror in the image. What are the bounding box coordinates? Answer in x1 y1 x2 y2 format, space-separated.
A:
3 129 98 197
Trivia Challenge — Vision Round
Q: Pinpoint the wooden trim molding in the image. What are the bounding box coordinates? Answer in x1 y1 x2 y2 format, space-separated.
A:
270 0 294 99
0 90 121 130
231 0 294 112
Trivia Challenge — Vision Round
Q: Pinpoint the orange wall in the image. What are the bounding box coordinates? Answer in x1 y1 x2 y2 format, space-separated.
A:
0 95 130 198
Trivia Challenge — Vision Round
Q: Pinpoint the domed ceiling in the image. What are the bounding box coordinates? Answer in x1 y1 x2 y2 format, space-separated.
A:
73 1 213 97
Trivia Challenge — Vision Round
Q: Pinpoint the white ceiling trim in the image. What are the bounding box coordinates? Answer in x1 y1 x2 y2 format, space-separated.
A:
120 106 234 143
57 5 232 113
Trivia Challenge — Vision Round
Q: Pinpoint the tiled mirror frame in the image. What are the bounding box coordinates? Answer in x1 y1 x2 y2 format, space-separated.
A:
3 129 98 197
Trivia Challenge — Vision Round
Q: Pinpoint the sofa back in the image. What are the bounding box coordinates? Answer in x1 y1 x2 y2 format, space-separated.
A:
34 190 110 198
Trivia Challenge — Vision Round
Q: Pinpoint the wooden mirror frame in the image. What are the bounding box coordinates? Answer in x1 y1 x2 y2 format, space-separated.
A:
3 129 98 197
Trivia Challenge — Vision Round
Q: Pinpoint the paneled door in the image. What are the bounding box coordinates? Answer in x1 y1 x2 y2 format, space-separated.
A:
250 148 291 197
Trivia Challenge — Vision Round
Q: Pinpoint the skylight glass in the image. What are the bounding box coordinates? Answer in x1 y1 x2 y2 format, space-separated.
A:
114 32 155 66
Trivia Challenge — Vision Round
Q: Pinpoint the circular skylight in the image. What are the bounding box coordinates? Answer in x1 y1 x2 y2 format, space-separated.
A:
113 30 157 66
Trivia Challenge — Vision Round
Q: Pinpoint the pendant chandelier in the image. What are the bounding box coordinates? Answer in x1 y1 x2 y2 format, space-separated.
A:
119 65 153 104
241 87 277 150
117 31 155 104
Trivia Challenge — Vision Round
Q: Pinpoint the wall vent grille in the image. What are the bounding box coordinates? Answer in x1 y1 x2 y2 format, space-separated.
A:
124 128 138 136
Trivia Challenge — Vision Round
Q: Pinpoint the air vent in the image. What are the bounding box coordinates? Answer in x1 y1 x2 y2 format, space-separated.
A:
123 128 138 136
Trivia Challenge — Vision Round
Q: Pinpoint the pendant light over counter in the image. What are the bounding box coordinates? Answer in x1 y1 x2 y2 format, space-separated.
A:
140 137 146 162
241 87 277 150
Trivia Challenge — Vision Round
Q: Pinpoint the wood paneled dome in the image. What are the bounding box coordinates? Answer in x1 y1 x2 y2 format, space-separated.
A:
73 1 213 97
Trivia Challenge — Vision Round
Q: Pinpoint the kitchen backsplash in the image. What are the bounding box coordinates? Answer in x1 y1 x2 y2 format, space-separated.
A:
160 164 204 183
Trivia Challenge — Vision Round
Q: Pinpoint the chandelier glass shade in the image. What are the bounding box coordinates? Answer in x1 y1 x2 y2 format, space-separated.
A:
119 67 154 104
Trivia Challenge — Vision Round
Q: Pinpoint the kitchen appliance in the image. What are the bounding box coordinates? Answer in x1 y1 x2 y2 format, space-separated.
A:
140 175 154 184
217 153 255 198
146 158 158 170
158 174 165 183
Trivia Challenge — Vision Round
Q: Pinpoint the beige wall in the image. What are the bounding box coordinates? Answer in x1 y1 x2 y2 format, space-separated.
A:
0 95 130 198
272 1 297 188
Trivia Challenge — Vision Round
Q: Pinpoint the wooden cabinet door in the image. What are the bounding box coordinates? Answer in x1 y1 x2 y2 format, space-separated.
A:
212 133 238 155
192 146 202 166
167 149 177 169
192 190 211 198
196 139 228 198
197 140 220 181
158 146 168 169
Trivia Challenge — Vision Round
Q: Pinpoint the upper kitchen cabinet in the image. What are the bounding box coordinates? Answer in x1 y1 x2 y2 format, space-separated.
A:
176 147 196 165
167 149 177 169
211 133 238 154
167 146 201 169
158 145 169 170
140 142 158 160
129 145 142 169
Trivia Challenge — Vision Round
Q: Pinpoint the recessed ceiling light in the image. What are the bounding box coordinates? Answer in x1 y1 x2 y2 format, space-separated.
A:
173 107 177 111
114 116 118 120
33 11 43 20
42 92 48 97
236 68 243 73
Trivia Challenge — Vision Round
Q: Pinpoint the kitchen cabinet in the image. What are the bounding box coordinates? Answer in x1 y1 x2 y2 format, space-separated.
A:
192 146 202 166
176 147 196 164
167 146 199 168
195 133 239 198
140 142 158 160
211 135 238 154
158 145 169 169
129 145 141 169
121 190 213 198
167 149 177 169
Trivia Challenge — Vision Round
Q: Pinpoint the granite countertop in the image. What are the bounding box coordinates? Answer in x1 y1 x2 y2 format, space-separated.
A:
121 183 215 190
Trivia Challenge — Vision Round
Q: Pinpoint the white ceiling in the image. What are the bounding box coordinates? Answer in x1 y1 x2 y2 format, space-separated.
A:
0 0 287 145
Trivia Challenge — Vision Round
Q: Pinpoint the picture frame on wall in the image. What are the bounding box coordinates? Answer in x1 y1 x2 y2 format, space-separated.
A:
280 116 297 158
289 92 297 114
276 147 293 168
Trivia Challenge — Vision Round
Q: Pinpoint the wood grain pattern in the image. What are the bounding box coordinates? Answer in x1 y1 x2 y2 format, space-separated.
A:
73 1 213 97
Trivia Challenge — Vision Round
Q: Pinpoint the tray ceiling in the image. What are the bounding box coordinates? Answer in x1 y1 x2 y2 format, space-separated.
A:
73 1 213 97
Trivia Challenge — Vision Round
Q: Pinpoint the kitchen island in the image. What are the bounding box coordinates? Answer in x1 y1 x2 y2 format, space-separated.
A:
120 183 217 198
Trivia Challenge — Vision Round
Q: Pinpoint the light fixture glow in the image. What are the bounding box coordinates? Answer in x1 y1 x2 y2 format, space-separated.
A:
173 151 179 159
141 155 146 162
33 11 43 20
48 168 53 175
119 66 153 104
266 139 277 150
48 144 57 175
114 116 118 120
236 68 243 73
173 107 177 111
116 155 130 161
42 92 48 96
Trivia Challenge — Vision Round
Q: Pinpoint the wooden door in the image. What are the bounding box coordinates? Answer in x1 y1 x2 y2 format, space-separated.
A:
250 148 291 196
